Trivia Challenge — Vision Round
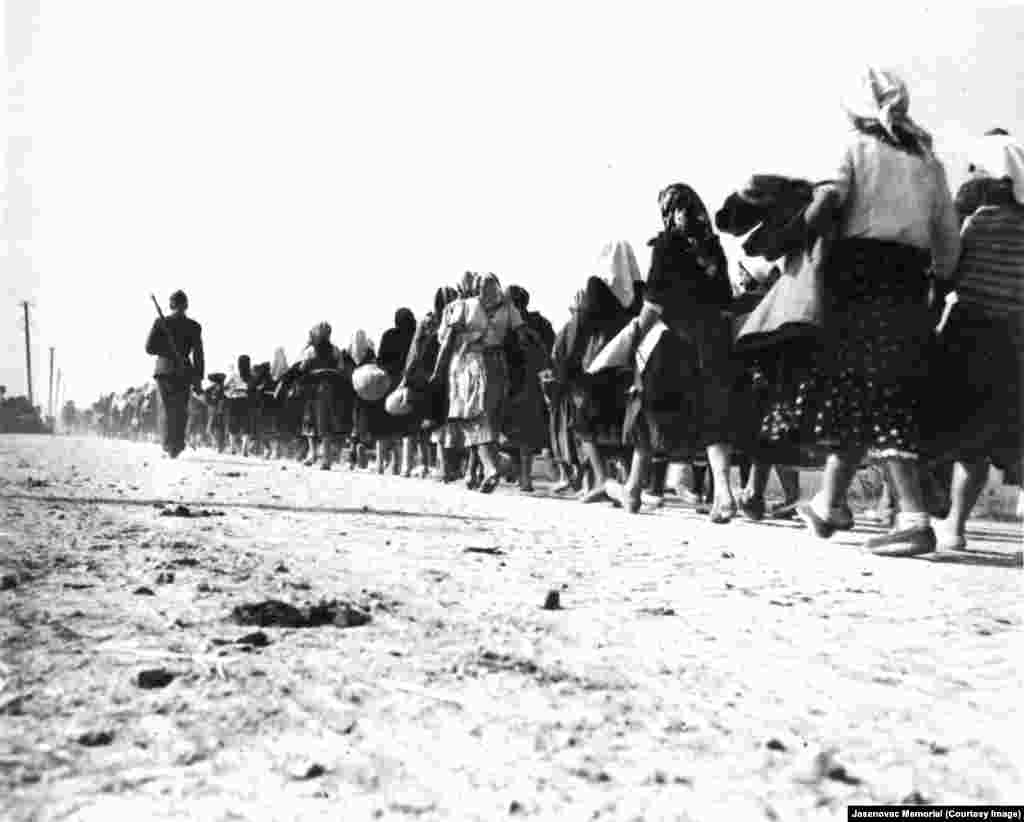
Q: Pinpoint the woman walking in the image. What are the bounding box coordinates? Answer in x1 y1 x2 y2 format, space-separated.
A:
550 240 642 503
796 68 961 556
616 184 738 520
929 133 1024 549
298 322 352 470
434 272 525 493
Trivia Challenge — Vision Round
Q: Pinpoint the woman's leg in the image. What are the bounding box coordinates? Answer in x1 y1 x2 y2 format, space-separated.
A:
475 444 503 492
739 458 771 520
519 446 534 492
864 457 937 556
618 445 650 514
799 450 860 537
706 442 735 523
320 436 334 470
579 440 610 503
938 458 988 547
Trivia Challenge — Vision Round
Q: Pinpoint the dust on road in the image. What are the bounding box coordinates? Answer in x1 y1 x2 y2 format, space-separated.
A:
1 435 1021 821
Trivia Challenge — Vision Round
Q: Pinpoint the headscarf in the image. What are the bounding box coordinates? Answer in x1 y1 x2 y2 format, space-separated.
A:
967 132 1024 205
478 273 504 312
309 321 332 345
842 67 933 156
434 286 458 316
394 307 416 336
458 271 478 297
349 329 371 364
657 182 716 241
271 347 289 380
506 285 529 312
169 290 188 309
594 239 641 309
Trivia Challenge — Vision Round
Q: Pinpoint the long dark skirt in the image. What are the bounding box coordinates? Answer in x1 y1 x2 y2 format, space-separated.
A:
623 310 737 459
302 377 353 438
224 396 251 437
926 303 1022 483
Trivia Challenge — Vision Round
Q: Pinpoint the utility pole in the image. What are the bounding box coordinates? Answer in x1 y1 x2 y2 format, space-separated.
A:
55 369 62 428
21 301 33 406
48 346 54 419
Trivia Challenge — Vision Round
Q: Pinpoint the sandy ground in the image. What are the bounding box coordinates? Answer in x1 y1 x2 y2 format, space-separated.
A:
1 434 1021 821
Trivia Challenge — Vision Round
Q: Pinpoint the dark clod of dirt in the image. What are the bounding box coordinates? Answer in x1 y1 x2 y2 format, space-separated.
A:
542 590 562 610
570 767 611 783
464 547 505 556
274 562 289 574
159 505 224 519
236 631 270 648
77 730 114 747
639 606 676 617
901 791 930 805
133 586 156 596
136 669 176 689
25 478 50 489
231 599 371 629
765 738 787 752
219 472 244 478
156 572 175 585
291 762 326 781
824 763 860 786
2 573 19 591
928 742 950 756
170 557 199 567
721 551 735 559
509 800 524 814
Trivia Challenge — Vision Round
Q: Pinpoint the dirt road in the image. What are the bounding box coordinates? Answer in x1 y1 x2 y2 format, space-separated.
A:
1 435 1021 821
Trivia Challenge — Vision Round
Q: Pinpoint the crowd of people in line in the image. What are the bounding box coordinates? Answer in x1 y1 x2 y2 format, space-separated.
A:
132 69 1021 560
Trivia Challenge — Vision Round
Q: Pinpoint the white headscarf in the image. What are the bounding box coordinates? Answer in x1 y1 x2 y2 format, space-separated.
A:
270 347 289 380
842 67 933 156
595 239 641 309
349 329 371 364
969 133 1024 205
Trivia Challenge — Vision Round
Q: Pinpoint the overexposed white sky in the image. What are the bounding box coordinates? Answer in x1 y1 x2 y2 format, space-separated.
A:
3 1 1023 407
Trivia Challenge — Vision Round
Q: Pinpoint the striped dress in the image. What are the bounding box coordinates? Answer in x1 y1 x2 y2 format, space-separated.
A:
931 203 1023 480
955 205 1024 344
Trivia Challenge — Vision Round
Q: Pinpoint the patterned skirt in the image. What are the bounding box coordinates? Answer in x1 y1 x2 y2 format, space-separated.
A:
443 347 507 448
743 238 934 462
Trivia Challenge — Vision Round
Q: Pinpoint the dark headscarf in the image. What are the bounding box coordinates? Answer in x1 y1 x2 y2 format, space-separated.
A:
506 285 530 313
394 308 416 335
170 290 188 309
434 286 458 317
658 183 711 231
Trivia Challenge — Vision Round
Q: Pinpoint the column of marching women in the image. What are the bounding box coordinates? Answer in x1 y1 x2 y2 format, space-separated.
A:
113 69 1023 559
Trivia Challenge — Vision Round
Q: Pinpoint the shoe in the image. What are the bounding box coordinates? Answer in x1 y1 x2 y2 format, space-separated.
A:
479 473 500 494
797 502 837 539
605 480 641 513
834 504 855 531
738 492 766 522
581 487 610 504
865 526 937 557
709 499 736 524
642 492 665 509
769 501 798 520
